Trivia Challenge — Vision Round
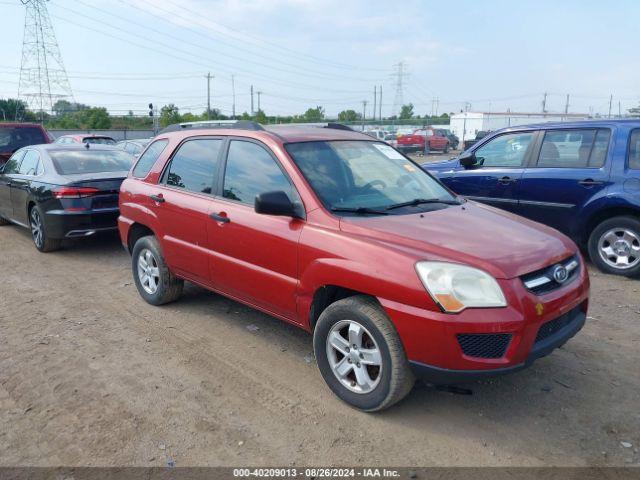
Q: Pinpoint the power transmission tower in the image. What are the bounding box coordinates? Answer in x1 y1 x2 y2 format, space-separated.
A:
391 62 407 118
17 0 74 121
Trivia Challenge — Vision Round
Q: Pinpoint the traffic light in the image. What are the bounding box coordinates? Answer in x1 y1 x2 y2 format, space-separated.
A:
148 103 153 117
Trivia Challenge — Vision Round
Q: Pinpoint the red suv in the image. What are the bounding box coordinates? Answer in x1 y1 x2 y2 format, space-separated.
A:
118 122 589 411
397 127 450 154
0 123 52 164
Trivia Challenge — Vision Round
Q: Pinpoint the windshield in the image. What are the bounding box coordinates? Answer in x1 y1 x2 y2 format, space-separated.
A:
83 137 116 145
0 127 46 152
50 149 133 175
285 140 456 214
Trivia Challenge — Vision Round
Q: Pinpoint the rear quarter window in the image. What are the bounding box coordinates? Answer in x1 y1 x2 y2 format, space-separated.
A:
132 140 168 178
629 129 640 170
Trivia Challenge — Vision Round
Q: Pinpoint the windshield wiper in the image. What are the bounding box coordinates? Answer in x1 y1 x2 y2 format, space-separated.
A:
331 206 389 215
385 197 462 211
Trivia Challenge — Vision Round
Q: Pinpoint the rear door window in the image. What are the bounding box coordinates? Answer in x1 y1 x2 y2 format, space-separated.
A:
162 138 223 194
132 140 168 178
2 150 25 174
629 129 640 170
537 129 610 168
18 150 41 175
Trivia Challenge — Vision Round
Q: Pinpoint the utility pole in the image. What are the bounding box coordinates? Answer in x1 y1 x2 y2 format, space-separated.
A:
618 101 622 118
362 100 367 130
564 94 570 114
435 97 439 117
205 72 212 119
231 74 236 119
250 85 254 116
256 91 262 113
608 94 613 119
373 86 377 123
378 85 382 121
542 92 548 114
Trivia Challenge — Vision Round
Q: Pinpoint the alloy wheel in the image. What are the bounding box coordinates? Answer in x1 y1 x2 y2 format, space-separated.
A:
597 228 640 270
30 209 43 249
326 319 382 394
137 248 160 294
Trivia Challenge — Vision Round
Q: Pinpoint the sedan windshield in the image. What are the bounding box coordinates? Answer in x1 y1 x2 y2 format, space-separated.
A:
83 137 116 145
285 140 457 214
50 150 133 175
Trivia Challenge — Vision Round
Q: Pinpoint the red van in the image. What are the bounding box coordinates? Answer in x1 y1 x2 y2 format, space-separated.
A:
118 122 589 411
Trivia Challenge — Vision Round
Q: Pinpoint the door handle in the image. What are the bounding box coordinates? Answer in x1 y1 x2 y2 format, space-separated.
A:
210 212 230 223
150 194 165 203
578 179 603 187
498 176 517 185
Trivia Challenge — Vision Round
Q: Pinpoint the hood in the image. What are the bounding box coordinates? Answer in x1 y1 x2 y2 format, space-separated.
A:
421 158 459 173
338 201 576 279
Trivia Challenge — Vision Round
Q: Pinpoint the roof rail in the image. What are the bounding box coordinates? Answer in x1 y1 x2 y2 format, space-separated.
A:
159 120 264 134
324 123 354 131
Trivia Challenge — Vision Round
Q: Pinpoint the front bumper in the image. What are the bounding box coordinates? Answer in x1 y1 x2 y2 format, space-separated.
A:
44 208 120 239
380 258 590 384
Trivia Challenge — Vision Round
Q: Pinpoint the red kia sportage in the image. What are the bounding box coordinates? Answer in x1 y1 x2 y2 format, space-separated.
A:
118 121 589 411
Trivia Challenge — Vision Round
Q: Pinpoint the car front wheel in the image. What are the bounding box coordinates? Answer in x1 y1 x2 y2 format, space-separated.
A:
588 216 640 276
132 235 184 305
313 295 414 411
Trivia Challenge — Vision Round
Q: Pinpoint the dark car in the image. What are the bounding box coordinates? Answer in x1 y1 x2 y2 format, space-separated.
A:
116 138 151 157
117 121 588 411
424 120 640 276
437 128 459 150
463 130 490 150
0 123 52 165
54 134 116 145
0 144 134 251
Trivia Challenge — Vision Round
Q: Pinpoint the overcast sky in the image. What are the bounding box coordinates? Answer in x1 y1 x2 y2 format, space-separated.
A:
1 0 639 118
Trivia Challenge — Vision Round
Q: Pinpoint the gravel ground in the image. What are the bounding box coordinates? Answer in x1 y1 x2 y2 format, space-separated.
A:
0 210 639 467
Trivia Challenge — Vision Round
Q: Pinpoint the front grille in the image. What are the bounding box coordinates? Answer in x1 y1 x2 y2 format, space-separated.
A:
521 255 580 295
535 306 581 344
457 333 512 359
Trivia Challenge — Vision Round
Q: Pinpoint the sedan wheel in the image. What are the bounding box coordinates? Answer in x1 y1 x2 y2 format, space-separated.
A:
137 248 161 294
326 319 382 394
30 208 44 249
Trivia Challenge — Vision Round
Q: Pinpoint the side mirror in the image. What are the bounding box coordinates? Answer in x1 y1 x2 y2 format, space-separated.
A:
459 151 479 169
255 190 302 218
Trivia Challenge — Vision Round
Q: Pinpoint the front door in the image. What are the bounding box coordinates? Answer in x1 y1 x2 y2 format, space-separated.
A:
445 131 536 214
0 151 25 220
518 128 612 236
207 139 303 321
149 137 224 282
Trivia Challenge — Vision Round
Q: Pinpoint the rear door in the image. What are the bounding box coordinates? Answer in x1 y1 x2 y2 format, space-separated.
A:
0 151 25 220
518 128 612 235
10 149 42 224
149 137 224 283
444 130 536 214
206 138 303 321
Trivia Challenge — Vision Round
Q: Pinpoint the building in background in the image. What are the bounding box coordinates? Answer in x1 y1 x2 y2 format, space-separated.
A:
450 112 592 144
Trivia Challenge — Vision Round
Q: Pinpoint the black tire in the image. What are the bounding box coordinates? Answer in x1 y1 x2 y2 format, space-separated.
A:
131 235 183 305
313 295 415 412
443 143 449 154
588 215 640 277
29 205 62 252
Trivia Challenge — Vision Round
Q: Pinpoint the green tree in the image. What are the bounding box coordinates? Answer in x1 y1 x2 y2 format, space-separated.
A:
399 103 414 120
629 104 640 116
84 107 111 129
0 98 35 122
303 106 325 122
254 109 268 124
338 109 360 122
160 104 181 127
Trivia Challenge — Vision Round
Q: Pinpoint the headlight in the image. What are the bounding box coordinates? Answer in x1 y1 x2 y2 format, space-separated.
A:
415 261 507 313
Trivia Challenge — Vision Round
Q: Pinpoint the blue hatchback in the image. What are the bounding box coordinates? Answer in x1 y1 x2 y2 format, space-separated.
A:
424 120 640 276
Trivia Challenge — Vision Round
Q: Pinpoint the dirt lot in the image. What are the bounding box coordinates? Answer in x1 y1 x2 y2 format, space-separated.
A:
0 222 639 467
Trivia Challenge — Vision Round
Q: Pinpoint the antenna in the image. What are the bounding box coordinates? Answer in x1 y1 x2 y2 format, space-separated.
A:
17 0 74 121
391 61 408 118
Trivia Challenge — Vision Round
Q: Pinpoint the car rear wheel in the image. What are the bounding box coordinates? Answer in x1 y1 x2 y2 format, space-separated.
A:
588 216 640 277
313 295 414 412
29 206 61 252
132 235 183 305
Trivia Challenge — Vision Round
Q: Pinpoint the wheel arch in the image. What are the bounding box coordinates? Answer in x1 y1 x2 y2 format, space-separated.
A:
583 205 640 243
309 285 378 332
127 222 156 253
